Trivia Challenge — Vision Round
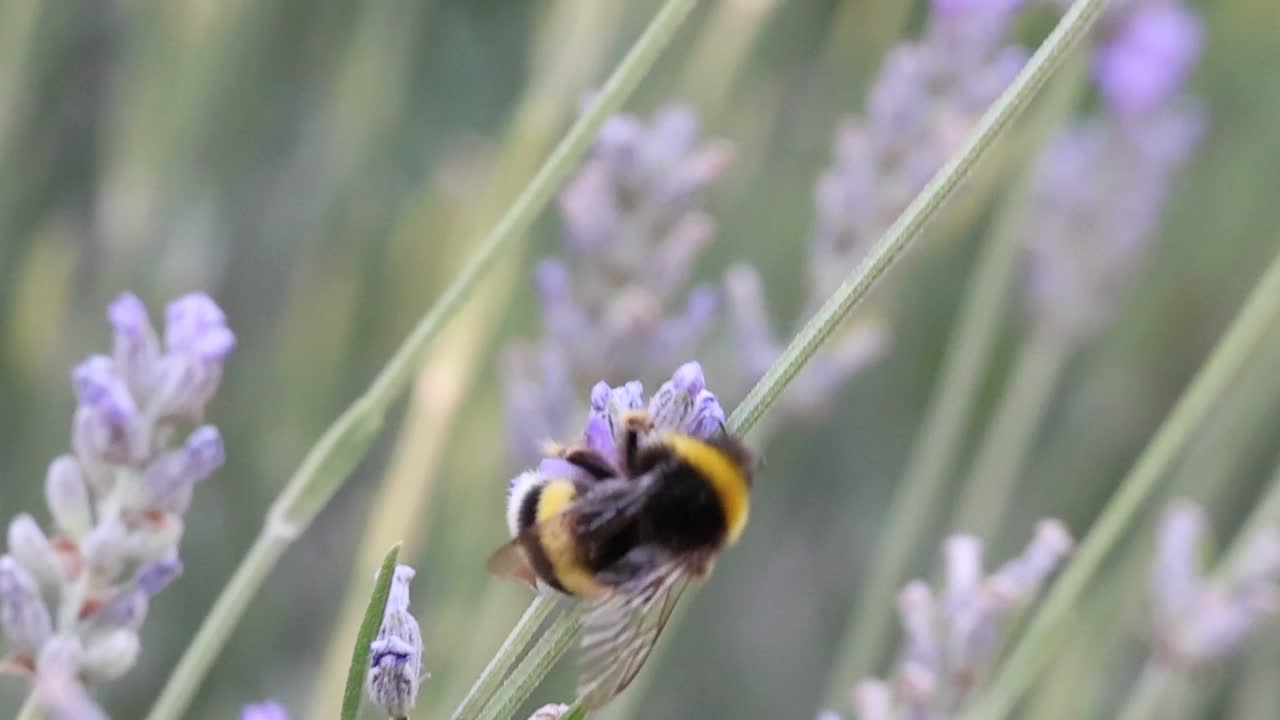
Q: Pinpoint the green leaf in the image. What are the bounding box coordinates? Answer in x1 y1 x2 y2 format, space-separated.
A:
341 543 403 720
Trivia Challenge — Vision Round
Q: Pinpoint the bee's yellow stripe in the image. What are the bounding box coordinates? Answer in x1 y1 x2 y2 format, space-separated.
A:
665 434 750 545
535 479 608 596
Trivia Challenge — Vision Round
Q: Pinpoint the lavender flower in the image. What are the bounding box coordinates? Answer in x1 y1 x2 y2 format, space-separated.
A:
727 0 1027 419
1024 0 1204 342
367 565 424 719
1150 500 1280 665
506 361 727 523
850 521 1073 719
240 700 291 720
503 105 732 467
0 292 233 715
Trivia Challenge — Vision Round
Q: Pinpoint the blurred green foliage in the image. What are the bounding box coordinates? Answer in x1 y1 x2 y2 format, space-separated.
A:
2 0 1279 718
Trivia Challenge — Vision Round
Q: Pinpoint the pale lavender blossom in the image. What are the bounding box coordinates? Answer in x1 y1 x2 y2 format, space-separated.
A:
726 0 1026 419
240 700 291 720
367 565 424 719
0 292 234 715
503 105 731 467
1024 0 1204 342
853 521 1073 719
1150 500 1280 666
506 362 728 525
528 704 571 720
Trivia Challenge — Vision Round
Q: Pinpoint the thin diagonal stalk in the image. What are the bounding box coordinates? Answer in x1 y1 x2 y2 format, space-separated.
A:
470 1 1109 713
952 328 1073 539
819 49 1089 707
964 244 1280 720
142 2 700 717
453 595 562 720
477 606 584 720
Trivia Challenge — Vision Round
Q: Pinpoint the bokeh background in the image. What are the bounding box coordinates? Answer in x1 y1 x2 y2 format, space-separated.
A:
2 0 1280 718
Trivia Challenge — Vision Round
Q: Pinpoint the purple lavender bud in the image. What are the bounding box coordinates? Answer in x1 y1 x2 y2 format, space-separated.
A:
367 565 424 718
647 362 706 432
108 292 161 398
164 293 236 359
140 426 225 514
240 702 291 720
1095 3 1202 115
1152 500 1204 625
897 581 940 675
79 627 140 684
7 514 62 590
149 294 235 420
0 555 53 654
45 456 93 538
89 589 149 632
71 357 145 465
687 390 726 439
583 414 615 457
135 554 183 595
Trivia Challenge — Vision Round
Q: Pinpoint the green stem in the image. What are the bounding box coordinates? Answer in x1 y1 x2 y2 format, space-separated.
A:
818 49 1089 707
477 609 584 720
452 594 561 720
952 329 1073 540
15 695 38 720
1114 663 1174 720
142 3 700 716
339 544 402 720
963 245 1280 720
464 0 1106 713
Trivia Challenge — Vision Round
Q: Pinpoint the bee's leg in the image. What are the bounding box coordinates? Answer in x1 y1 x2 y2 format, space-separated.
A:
542 440 617 481
618 410 654 477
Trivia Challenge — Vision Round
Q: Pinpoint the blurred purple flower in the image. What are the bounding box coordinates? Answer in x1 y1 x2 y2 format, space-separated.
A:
503 105 732 467
1 292 234 710
240 700 291 720
506 362 727 517
855 521 1072 717
1151 500 1280 665
1024 1 1204 342
1095 2 1202 116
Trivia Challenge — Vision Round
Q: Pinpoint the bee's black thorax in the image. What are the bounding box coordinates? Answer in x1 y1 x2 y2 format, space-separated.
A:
633 446 729 553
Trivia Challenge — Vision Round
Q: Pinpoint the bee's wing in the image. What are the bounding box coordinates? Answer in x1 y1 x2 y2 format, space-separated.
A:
576 562 692 709
484 540 538 588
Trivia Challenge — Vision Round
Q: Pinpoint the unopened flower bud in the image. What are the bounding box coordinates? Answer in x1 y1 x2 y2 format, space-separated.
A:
367 565 424 719
45 456 93 539
8 514 62 590
0 556 53 654
240 701 290 720
80 628 140 684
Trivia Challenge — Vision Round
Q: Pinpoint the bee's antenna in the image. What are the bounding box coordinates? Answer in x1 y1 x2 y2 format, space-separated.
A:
716 418 729 437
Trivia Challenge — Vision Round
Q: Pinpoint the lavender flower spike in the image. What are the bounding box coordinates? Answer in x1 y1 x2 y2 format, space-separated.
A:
1151 499 1280 665
855 522 1073 715
0 291 234 712
367 564 425 719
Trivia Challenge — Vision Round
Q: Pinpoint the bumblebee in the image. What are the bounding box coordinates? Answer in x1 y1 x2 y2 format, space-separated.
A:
486 409 754 708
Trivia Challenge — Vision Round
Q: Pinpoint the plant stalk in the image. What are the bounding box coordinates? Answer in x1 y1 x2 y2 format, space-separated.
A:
964 243 1280 720
952 328 1073 540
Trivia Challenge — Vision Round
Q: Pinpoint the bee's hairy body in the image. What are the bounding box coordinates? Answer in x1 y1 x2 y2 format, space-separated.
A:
506 431 752 597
